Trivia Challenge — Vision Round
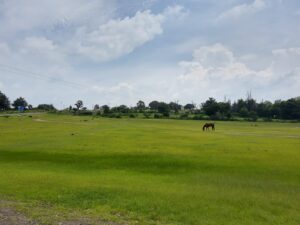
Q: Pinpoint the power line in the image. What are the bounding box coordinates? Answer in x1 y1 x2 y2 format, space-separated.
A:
0 64 91 90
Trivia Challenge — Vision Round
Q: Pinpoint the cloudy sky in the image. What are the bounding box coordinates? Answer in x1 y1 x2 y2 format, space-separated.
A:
0 0 299 108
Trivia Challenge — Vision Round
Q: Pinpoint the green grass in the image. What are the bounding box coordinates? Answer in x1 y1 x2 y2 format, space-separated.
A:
0 114 300 224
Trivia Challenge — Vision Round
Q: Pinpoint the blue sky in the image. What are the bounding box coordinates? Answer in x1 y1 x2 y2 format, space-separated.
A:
0 0 299 108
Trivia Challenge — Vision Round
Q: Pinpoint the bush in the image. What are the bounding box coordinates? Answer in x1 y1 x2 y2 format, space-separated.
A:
108 113 122 118
129 114 136 118
179 113 189 119
143 112 151 119
263 117 273 122
93 111 101 116
210 112 222 120
162 112 170 117
248 111 258 122
154 113 163 119
76 110 93 116
193 115 203 120
37 104 56 111
115 114 122 118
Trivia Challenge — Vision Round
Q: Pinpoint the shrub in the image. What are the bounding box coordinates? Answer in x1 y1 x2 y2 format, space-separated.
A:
193 115 203 120
263 117 273 122
93 111 101 116
210 112 222 120
180 113 189 119
76 110 93 116
129 114 136 118
108 113 122 118
154 113 163 119
143 112 151 119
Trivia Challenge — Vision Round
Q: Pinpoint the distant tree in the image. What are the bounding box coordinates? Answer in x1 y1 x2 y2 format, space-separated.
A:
101 105 110 114
232 99 246 114
169 102 181 113
271 100 282 118
94 104 100 111
12 97 28 109
257 101 272 118
75 100 83 110
0 91 10 110
184 103 195 111
248 111 258 121
28 105 33 110
218 101 231 118
157 102 170 117
37 104 56 111
239 107 249 117
136 100 146 111
117 105 129 113
245 98 257 112
149 101 160 111
280 98 300 119
201 98 220 116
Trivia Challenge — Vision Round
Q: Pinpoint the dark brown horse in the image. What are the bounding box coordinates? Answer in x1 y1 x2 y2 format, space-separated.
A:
203 123 215 131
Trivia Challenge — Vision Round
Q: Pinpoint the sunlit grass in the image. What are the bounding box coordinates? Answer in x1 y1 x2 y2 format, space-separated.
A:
0 114 299 224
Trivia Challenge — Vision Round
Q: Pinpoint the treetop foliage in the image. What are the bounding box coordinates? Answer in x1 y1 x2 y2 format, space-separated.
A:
1 90 299 120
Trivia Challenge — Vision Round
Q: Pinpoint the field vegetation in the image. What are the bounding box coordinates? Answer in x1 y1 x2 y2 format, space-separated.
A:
0 113 299 224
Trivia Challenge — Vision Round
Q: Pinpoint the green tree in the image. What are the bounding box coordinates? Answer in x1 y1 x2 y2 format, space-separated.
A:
136 100 146 111
149 101 160 111
157 102 170 117
94 104 100 111
118 105 129 113
101 105 110 114
184 103 195 111
218 102 231 118
37 104 56 111
0 91 10 110
257 101 272 118
12 97 28 109
75 100 83 110
239 107 249 117
201 98 220 116
280 98 300 119
169 102 181 114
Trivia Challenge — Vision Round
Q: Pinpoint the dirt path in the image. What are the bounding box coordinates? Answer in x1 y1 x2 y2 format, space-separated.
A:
0 200 123 225
0 207 37 225
0 113 46 117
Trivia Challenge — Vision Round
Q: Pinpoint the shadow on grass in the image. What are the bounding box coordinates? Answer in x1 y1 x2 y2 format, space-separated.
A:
0 150 198 175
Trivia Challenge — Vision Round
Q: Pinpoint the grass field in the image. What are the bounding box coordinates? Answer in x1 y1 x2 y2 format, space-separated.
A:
0 114 300 224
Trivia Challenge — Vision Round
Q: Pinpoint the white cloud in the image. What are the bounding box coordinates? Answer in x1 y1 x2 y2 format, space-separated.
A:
74 5 184 62
271 47 300 80
192 43 234 68
173 43 300 101
0 42 11 58
92 82 134 94
163 5 187 18
272 47 300 56
0 0 112 35
0 0 298 107
217 0 267 21
179 43 271 82
23 37 56 52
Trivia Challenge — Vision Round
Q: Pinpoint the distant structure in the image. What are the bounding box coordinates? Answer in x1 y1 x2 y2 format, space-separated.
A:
18 106 25 113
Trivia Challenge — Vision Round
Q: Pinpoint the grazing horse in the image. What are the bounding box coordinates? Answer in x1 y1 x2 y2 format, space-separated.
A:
203 123 215 131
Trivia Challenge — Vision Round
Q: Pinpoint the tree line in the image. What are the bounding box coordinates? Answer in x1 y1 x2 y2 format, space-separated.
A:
1 90 300 121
